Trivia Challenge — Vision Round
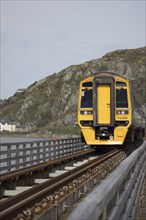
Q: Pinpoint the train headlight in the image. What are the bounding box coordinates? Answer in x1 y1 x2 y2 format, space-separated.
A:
116 110 128 114
80 111 93 115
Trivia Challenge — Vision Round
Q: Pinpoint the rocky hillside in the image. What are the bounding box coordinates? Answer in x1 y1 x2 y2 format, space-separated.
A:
0 47 146 136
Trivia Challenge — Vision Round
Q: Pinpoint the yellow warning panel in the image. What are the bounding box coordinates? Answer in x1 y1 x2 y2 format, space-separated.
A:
97 85 110 124
117 130 124 137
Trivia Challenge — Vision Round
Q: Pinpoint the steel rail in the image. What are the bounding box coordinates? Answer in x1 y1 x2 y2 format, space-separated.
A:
0 148 94 182
0 149 122 220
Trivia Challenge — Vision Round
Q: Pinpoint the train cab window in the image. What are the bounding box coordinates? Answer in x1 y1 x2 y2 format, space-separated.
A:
116 82 127 87
82 82 93 87
81 89 92 108
116 88 128 108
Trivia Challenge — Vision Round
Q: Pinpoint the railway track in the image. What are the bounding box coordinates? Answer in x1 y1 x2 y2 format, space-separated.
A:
0 149 126 220
0 148 95 183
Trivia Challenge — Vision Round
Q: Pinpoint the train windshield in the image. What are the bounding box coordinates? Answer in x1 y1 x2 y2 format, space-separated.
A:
116 88 128 108
81 89 92 108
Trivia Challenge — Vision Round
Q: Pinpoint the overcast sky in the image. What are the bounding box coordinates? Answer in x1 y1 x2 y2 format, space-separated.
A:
1 0 145 99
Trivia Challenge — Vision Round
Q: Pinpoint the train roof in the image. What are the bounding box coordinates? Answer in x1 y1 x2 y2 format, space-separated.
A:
83 71 128 81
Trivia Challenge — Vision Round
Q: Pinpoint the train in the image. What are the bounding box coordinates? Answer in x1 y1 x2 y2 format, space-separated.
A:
78 72 145 146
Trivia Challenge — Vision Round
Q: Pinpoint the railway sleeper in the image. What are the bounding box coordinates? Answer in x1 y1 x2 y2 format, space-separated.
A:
14 152 126 220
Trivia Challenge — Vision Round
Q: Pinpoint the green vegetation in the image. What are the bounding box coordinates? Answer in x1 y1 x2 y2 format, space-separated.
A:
36 110 53 127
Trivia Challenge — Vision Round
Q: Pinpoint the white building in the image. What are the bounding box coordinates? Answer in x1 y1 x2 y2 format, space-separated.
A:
0 123 16 132
16 88 25 93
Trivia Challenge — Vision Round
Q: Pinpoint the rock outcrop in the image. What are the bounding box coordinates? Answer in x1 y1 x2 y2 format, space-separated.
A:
0 47 145 135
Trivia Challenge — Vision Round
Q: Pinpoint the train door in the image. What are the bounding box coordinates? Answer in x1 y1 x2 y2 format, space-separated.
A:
93 77 115 127
98 85 111 124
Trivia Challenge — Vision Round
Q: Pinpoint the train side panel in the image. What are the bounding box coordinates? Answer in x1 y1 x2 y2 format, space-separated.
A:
128 81 145 141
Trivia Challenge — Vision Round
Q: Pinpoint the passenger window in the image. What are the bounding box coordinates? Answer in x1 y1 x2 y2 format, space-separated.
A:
81 89 92 108
116 88 128 108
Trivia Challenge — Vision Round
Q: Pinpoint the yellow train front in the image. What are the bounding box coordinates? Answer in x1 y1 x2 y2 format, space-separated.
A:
78 72 145 146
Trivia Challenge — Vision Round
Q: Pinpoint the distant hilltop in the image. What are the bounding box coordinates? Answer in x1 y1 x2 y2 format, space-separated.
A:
0 46 146 136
